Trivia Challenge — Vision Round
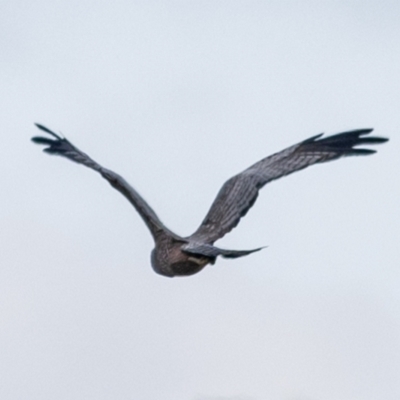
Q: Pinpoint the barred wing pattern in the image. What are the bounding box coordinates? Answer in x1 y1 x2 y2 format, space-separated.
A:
190 129 388 244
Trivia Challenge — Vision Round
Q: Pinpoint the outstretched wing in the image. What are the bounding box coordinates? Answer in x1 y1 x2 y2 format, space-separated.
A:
190 129 388 244
32 123 171 240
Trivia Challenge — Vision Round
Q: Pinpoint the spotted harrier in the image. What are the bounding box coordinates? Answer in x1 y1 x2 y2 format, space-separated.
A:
32 124 388 277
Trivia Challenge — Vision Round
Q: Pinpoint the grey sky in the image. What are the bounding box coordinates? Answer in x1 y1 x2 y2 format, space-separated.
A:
1 1 399 399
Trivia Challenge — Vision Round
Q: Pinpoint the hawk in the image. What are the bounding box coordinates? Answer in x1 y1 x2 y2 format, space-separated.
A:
32 124 388 277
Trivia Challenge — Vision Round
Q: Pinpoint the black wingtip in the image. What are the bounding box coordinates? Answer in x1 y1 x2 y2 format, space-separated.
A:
31 136 55 145
349 128 374 135
34 123 63 140
366 137 389 144
304 128 389 156
31 123 74 157
350 149 377 155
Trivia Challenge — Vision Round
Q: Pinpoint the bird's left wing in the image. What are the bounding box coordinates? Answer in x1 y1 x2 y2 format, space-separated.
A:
32 124 171 240
190 129 388 244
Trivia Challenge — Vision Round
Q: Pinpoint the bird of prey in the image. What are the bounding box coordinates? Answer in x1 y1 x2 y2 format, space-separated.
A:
32 124 388 277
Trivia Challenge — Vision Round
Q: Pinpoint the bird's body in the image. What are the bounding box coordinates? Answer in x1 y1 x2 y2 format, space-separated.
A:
151 238 213 277
32 124 388 277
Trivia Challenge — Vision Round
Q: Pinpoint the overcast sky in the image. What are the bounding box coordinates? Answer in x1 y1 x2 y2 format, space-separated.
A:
1 2 399 400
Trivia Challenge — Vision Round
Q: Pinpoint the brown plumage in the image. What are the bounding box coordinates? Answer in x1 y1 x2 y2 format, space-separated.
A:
32 124 388 277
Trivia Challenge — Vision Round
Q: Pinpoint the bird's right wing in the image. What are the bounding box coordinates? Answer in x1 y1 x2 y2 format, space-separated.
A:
32 124 169 240
190 129 388 244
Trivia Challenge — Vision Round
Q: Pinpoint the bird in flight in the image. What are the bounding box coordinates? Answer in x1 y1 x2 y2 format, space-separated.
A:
32 124 388 277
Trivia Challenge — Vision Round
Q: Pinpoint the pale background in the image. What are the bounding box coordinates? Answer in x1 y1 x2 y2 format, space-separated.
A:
1 2 399 400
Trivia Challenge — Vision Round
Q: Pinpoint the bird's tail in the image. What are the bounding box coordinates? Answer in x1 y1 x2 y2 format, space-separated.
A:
182 243 265 259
